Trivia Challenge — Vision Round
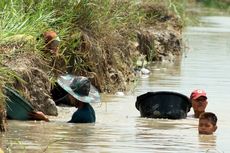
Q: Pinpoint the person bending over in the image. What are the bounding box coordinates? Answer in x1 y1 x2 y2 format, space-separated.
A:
36 75 100 123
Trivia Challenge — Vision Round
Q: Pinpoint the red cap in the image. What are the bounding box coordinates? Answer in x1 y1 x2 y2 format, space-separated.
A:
190 89 207 100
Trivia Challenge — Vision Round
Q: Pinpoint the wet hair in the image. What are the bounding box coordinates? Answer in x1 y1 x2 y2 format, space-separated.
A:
199 112 217 126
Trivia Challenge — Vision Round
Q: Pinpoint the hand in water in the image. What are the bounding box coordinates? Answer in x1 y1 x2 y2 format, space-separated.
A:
29 111 49 122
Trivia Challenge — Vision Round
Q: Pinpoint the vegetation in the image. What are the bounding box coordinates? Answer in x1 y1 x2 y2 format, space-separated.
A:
196 0 230 14
197 0 230 9
0 68 17 132
0 0 188 132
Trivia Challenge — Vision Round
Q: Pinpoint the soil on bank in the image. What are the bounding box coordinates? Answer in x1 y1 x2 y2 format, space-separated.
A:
0 1 183 118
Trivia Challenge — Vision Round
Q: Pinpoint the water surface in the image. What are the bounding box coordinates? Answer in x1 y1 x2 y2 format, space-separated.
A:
1 16 230 153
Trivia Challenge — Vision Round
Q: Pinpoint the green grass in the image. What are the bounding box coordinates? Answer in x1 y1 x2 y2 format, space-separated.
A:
0 0 134 103
198 0 230 9
0 66 17 131
1 0 191 80
0 0 189 131
0 0 189 98
196 0 230 14
0 0 187 59
0 0 190 90
0 67 19 102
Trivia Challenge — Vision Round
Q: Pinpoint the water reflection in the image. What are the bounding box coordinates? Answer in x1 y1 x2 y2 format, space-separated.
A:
135 57 183 93
135 118 198 153
2 16 230 152
198 135 217 152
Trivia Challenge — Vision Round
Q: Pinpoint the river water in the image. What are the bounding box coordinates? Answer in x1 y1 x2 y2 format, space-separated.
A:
1 16 230 153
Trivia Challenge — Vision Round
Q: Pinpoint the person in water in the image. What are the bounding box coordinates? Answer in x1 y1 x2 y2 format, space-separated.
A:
190 89 208 118
198 112 217 135
35 74 100 123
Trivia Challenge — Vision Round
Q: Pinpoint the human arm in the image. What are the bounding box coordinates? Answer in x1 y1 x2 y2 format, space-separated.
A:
29 111 49 122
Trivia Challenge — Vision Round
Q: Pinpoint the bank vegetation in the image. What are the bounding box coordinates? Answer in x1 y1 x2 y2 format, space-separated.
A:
0 0 197 132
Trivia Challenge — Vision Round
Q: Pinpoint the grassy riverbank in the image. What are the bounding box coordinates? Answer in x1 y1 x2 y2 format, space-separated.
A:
0 0 187 92
195 0 230 15
198 0 230 9
0 0 188 131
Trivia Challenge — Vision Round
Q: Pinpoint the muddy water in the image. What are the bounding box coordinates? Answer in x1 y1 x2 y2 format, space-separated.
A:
1 16 230 153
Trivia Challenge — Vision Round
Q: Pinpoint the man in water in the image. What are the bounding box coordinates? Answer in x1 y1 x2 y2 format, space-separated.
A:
190 89 208 118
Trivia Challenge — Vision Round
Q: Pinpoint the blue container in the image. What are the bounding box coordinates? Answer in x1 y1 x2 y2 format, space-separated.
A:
136 91 192 119
5 86 34 120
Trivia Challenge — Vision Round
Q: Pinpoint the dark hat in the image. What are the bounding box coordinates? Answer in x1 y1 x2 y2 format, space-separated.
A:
57 74 100 103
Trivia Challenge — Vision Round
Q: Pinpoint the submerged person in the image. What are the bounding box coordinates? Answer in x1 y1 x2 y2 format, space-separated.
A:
198 112 217 135
190 89 208 118
37 75 101 123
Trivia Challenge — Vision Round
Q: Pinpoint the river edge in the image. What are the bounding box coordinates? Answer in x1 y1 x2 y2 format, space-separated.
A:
0 1 214 133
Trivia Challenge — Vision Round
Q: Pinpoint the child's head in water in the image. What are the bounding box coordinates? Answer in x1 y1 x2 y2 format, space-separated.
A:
198 112 217 135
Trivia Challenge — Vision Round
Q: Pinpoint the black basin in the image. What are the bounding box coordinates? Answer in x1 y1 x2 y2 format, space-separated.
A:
136 91 192 119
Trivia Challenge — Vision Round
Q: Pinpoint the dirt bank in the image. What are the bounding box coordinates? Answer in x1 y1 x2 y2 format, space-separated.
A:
0 1 183 119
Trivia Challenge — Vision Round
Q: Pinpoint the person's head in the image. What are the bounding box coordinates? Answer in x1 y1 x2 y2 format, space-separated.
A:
190 89 208 118
198 112 217 135
67 94 84 108
43 30 60 54
57 75 101 107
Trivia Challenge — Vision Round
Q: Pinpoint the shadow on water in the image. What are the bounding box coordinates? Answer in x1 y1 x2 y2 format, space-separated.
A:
1 16 230 153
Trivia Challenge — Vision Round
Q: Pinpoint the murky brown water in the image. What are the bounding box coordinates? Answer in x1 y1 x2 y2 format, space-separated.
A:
1 16 230 153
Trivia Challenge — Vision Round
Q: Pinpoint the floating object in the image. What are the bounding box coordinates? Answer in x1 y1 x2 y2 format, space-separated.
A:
134 67 150 77
140 67 150 75
115 91 125 96
135 91 191 119
4 86 34 120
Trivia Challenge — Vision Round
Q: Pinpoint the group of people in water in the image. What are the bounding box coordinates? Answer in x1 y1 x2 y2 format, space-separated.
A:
37 86 218 135
4 30 218 137
6 73 218 135
1 29 218 153
189 89 217 135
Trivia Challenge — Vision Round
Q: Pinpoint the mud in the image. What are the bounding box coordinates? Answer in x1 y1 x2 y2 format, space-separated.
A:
137 28 182 62
0 106 7 132
2 52 57 116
